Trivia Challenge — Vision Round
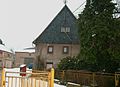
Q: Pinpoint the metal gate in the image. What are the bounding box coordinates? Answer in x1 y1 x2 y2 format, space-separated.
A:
1 68 54 87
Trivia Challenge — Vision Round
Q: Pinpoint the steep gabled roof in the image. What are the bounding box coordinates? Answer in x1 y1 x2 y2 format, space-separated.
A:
33 5 79 44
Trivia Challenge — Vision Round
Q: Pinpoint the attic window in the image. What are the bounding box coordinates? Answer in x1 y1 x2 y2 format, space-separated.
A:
61 27 70 33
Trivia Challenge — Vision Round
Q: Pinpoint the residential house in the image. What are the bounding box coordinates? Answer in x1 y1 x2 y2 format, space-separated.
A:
33 5 80 69
15 48 35 67
0 39 13 68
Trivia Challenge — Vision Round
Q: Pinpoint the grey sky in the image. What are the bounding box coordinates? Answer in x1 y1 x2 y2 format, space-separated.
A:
0 0 85 50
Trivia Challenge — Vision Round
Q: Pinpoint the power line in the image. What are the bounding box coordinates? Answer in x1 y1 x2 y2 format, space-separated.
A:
73 1 86 13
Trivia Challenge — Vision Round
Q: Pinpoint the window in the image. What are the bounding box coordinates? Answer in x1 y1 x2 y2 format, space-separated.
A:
61 27 66 32
8 54 10 57
63 46 69 54
66 27 70 32
48 46 54 53
29 53 31 56
61 27 70 33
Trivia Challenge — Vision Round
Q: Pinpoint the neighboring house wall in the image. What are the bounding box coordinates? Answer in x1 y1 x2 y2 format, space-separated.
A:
3 59 13 68
35 43 80 68
0 51 13 68
0 40 13 68
0 51 11 58
15 52 35 67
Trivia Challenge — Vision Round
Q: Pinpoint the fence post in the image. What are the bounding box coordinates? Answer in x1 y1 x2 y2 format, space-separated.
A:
51 68 54 87
62 70 65 82
1 68 5 87
115 73 119 87
92 73 95 87
115 73 116 87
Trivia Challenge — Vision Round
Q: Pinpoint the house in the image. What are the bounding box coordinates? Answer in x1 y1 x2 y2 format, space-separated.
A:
15 48 35 68
0 39 13 68
33 5 80 69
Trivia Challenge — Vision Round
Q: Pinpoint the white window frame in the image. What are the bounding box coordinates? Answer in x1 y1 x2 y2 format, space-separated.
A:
63 46 69 54
61 27 70 33
48 46 54 53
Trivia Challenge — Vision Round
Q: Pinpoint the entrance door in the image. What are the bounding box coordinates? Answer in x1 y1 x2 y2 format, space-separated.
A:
46 62 53 69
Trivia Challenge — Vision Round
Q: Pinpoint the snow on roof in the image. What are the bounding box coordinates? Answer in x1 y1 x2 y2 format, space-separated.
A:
15 48 35 53
20 64 26 67
0 44 12 53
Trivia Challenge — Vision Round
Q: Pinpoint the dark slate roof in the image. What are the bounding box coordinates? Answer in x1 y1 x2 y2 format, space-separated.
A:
33 5 79 44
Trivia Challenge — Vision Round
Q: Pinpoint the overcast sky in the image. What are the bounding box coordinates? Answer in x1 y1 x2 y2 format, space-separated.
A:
0 0 85 50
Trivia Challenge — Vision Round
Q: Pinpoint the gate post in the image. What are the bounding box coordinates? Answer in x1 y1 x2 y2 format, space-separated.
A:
51 68 54 87
49 68 54 87
1 68 5 87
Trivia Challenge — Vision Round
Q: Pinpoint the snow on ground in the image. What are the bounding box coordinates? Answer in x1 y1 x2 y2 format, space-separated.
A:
54 83 66 87
4 68 66 87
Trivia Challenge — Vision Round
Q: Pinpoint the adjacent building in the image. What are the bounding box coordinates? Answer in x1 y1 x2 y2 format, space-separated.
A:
33 5 80 69
15 48 35 67
0 39 13 68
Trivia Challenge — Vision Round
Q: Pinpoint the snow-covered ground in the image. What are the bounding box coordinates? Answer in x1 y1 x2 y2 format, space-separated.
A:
54 83 66 87
3 68 66 87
